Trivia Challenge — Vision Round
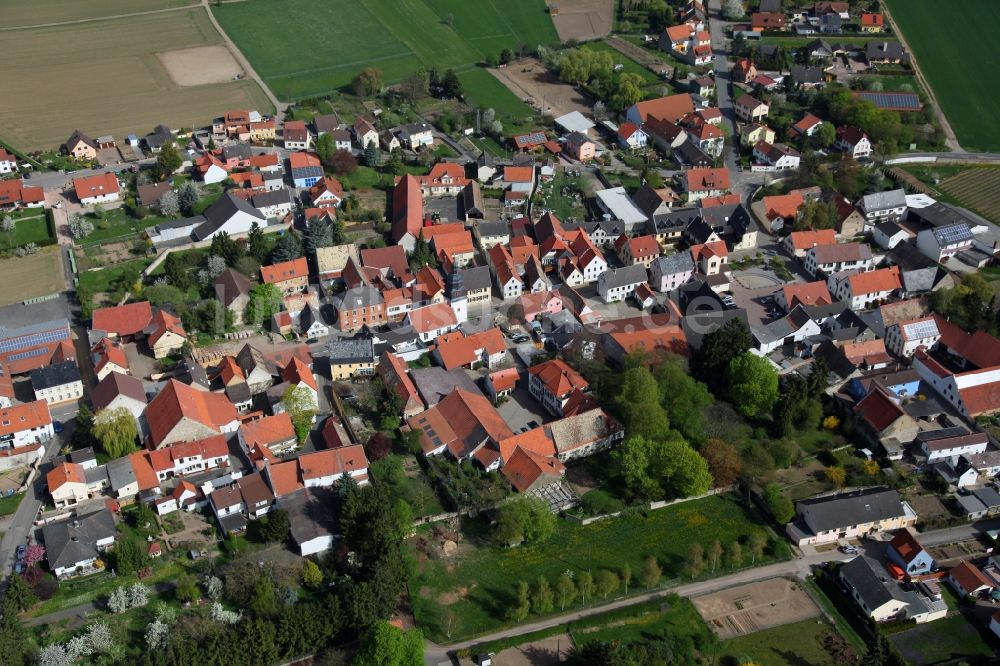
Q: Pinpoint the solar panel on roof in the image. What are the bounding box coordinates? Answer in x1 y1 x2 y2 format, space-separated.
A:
903 319 938 340
855 92 921 111
934 223 972 244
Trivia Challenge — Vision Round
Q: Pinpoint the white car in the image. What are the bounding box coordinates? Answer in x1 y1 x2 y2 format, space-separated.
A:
839 545 859 555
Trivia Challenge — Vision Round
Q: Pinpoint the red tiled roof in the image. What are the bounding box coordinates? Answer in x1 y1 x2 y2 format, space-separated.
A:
241 413 295 449
147 310 186 348
321 415 351 449
267 460 304 497
406 389 513 457
261 257 309 284
489 368 520 393
787 228 835 250
392 174 423 242
288 152 321 169
298 444 369 481
283 356 318 392
0 179 44 206
504 166 534 183
631 93 695 124
435 328 506 371
888 529 925 565
950 561 994 594
690 240 729 261
502 446 564 492
146 379 238 448
309 176 344 203
686 167 730 192
843 339 890 366
861 12 884 26
73 172 119 201
129 451 159 491
848 267 901 296
92 301 153 337
408 302 457 334
528 359 588 398
47 462 85 491
699 193 742 208
498 427 556 463
933 315 1000 369
0 401 51 438
854 387 904 432
91 337 129 375
783 281 831 308
959 379 1000 417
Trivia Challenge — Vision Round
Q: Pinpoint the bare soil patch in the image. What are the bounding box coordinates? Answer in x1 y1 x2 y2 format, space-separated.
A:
692 577 820 640
158 45 243 86
493 633 574 666
491 58 594 119
551 0 614 42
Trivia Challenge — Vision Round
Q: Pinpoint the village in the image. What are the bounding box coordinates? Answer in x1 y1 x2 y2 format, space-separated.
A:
1 0 1000 664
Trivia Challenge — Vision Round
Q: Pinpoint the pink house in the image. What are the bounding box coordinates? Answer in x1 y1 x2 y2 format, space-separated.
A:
519 291 563 322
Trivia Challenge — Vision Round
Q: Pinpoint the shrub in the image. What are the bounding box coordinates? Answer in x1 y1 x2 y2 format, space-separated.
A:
580 490 624 517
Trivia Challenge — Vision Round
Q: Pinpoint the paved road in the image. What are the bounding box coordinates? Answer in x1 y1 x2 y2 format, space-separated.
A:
707 0 737 173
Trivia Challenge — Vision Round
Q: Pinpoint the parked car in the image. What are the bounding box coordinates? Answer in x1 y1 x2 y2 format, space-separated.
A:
53 420 63 433
839 544 859 555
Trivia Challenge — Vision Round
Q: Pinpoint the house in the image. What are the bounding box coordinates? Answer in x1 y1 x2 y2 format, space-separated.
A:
239 413 298 458
872 222 911 251
615 234 660 268
312 113 342 136
295 303 327 339
316 244 361 284
626 94 695 127
0 179 45 209
740 123 776 147
213 269 252 326
733 58 758 84
784 229 836 258
232 347 278 395
406 302 459 342
866 41 908 65
860 189 907 224
332 278 385 333
289 152 324 188
63 131 98 160
47 462 96 509
91 372 147 423
326 338 378 380
146 434 229 480
681 168 731 202
602 314 688 363
283 120 310 150
565 132 596 162
734 94 770 123
634 183 681 223
137 182 172 209
839 555 946 623
617 123 648 150
406 389 513 466
391 174 423 252
947 561 995 599
417 162 469 196
354 117 378 149
685 121 725 157
804 242 873 277
836 126 872 160
92 301 153 340
398 123 434 150
489 245 523 301
916 223 974 262
30 361 83 406
486 368 519 403
433 328 506 371
884 317 941 358
860 12 884 32
776 281 832 310
594 187 648 232
377 352 424 418
828 266 901 309
73 172 120 205
650 252 695 291
751 11 786 31
528 359 589 417
145 310 187 359
887 529 936 576
853 387 918 448
917 428 988 464
788 486 917 546
503 166 535 193
597 264 648 303
753 141 801 170
276 487 339 556
690 240 729 275
91 338 129 381
145 379 239 449
0 148 16 174
307 176 345 209
790 113 824 139
192 193 267 242
262 257 309 296
42 507 116 578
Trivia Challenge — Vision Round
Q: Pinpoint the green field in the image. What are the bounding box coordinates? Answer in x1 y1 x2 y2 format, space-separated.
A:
0 213 55 250
457 68 537 131
410 494 789 641
0 0 195 26
581 41 660 85
721 619 847 666
214 0 559 99
884 0 1000 151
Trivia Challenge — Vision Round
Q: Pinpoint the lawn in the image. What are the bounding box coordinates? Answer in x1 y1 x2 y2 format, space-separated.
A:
214 0 558 100
410 494 790 641
0 492 25 517
890 611 997 665
0 249 64 306
580 40 661 85
0 9 272 151
0 0 195 26
457 68 536 128
569 596 714 650
0 214 55 250
721 618 849 666
77 257 151 295
884 0 1000 152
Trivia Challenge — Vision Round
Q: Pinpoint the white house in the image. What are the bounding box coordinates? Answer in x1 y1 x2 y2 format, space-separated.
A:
836 126 872 160
42 508 116 579
916 223 974 262
827 267 901 310
405 302 459 342
790 487 916 546
0 400 54 450
884 317 941 358
192 193 267 242
872 222 911 250
753 142 801 170
0 148 17 174
398 123 434 150
73 173 120 206
617 123 649 150
860 189 907 225
597 264 648 303
30 361 83 406
251 189 294 220
804 242 873 277
917 428 988 464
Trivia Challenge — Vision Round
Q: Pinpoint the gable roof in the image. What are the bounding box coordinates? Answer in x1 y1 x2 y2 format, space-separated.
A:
92 301 153 337
631 94 695 124
73 172 119 201
686 167 730 192
146 379 238 447
146 310 186 348
407 389 513 458
91 371 147 411
502 446 565 492
798 486 906 533
435 328 506 371
392 174 423 242
261 257 309 284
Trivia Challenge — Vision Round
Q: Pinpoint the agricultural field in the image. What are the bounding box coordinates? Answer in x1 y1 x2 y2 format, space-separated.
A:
213 0 559 100
457 68 537 132
0 249 64 306
884 0 1000 151
410 494 789 641
720 619 848 666
0 0 195 26
938 168 1000 223
0 9 273 151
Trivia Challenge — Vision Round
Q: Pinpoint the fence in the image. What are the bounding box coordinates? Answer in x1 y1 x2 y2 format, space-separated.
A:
565 485 735 525
22 293 59 305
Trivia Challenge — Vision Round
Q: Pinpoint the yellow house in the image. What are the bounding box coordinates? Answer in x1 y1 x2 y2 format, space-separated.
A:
740 123 776 148
64 130 98 160
147 311 188 359
328 338 377 380
249 120 276 142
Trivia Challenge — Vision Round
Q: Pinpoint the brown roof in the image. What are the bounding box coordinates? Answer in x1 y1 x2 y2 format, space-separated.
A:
631 94 695 124
854 387 904 432
214 269 251 307
91 371 146 411
810 242 872 264
237 473 275 508
92 301 153 337
261 257 309 284
888 529 925 564
686 167 730 192
950 561 994 594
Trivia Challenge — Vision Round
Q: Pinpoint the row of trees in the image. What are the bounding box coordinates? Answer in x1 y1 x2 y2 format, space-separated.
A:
557 48 647 110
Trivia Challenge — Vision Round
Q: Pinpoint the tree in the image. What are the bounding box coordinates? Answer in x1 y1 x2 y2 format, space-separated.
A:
386 148 404 175
577 571 595 605
701 439 742 487
210 602 240 625
177 181 200 216
38 644 71 666
355 621 424 666
246 221 268 263
163 252 191 291
440 69 462 99
726 353 779 418
640 556 661 589
707 540 723 573
693 318 752 391
402 69 429 103
5 575 36 612
363 143 380 168
258 509 290 543
723 0 744 20
1 215 13 234
409 231 433 269
270 230 303 263
496 496 555 546
353 67 383 97
508 581 531 621
111 539 148 576
595 569 619 600
315 133 336 165
245 283 282 327
145 619 169 651
300 559 323 589
763 483 794 524
661 438 713 497
531 576 554 613
611 73 645 110
157 142 182 176
92 407 138 459
158 190 180 217
615 367 671 440
282 384 317 444
68 214 94 239
210 230 242 267
0 597 29 666
304 215 333 255
748 531 767 564
175 574 200 603
685 543 705 579
614 435 712 500
825 466 846 487
726 541 743 569
330 150 358 175
556 573 577 610
621 562 632 595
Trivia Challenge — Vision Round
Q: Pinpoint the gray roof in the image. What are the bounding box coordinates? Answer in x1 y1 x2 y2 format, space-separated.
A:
931 223 973 245
106 456 137 492
862 189 907 213
682 309 748 350
334 284 382 310
193 193 265 241
225 382 252 405
313 113 341 134
277 486 340 548
649 207 701 234
42 507 116 570
70 447 97 465
759 0 781 10
866 41 907 61
652 252 695 275
251 188 292 210
84 466 109 486
956 493 987 515
222 143 252 161
798 486 907 533
600 264 648 289
291 163 324 180
410 367 481 407
30 360 81 390
972 486 1000 510
459 265 492 293
840 555 915 612
326 337 376 364
674 139 712 167
476 220 510 239
909 202 980 229
791 66 824 84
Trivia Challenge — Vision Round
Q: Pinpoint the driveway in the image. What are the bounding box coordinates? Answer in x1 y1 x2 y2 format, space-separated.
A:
497 387 551 433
